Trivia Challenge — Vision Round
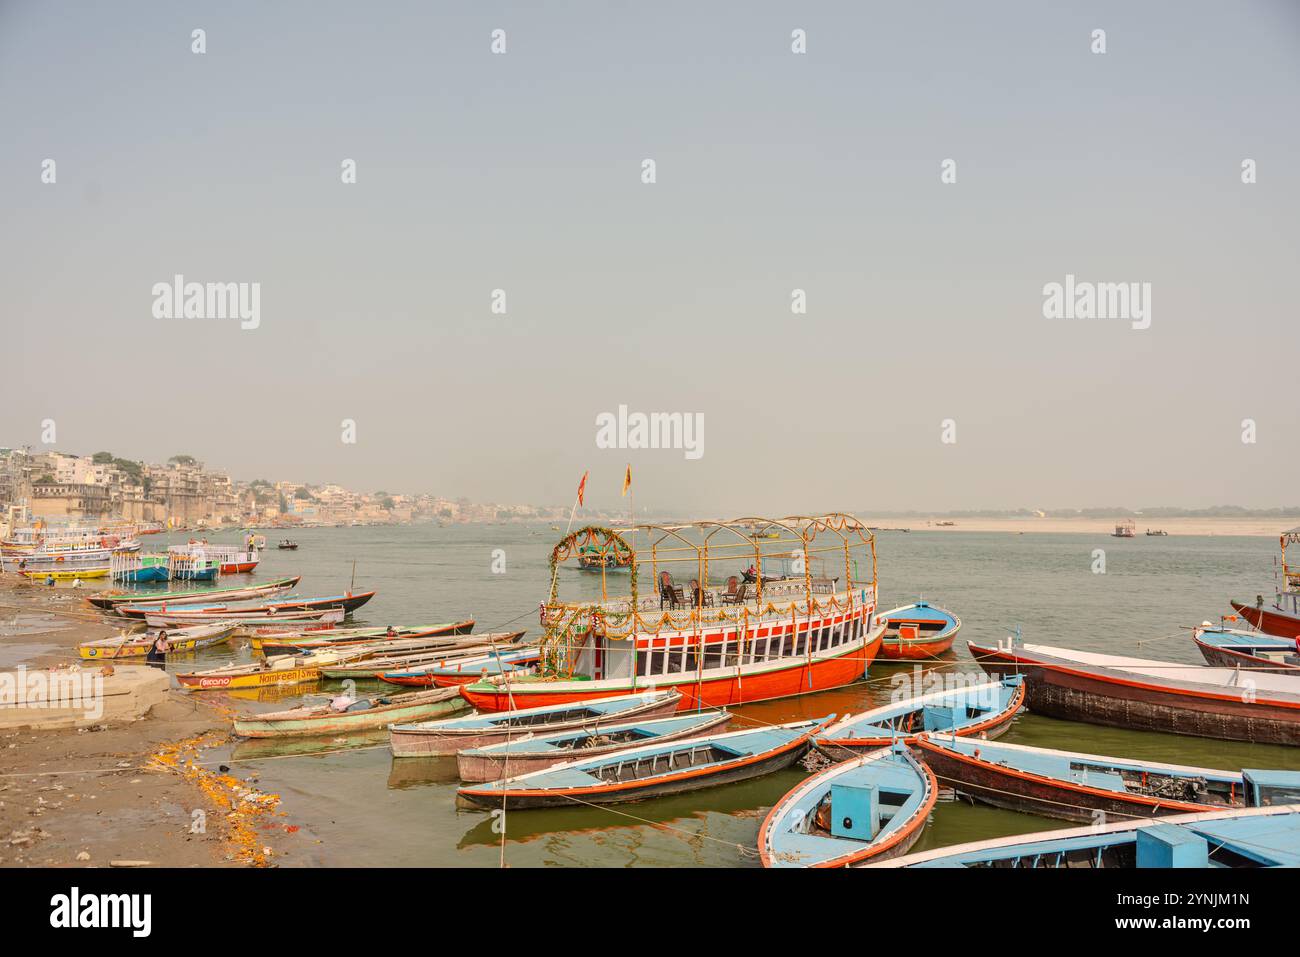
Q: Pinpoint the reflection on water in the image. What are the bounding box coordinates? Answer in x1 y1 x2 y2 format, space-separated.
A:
117 524 1300 866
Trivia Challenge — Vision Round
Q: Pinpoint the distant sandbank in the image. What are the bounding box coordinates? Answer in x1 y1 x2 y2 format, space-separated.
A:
859 517 1292 537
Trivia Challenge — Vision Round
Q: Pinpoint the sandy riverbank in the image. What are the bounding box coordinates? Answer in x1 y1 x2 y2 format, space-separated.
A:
860 517 1293 538
0 575 292 867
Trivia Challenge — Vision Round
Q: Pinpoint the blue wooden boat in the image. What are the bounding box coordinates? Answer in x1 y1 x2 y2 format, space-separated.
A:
877 600 961 659
864 804 1300 868
379 645 541 688
760 742 937 868
915 734 1300 822
1192 624 1298 672
456 710 733 782
456 716 832 809
172 557 220 581
817 676 1023 753
389 689 684 757
115 554 170 583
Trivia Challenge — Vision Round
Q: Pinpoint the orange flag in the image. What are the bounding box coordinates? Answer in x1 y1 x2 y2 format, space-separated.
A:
621 464 632 497
577 470 589 506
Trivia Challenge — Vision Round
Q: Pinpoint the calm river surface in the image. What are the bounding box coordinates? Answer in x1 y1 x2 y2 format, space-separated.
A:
121 524 1298 867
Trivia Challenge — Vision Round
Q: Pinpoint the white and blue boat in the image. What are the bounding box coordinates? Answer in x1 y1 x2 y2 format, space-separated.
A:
817 676 1023 753
456 710 733 782
865 804 1300 868
379 645 542 688
915 734 1300 822
1192 624 1298 672
456 717 832 809
389 689 684 757
759 743 937 868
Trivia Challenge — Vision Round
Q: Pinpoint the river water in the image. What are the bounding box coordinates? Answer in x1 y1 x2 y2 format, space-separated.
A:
114 524 1298 867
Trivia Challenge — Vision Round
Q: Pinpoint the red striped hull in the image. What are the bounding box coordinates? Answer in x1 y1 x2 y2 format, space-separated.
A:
459 632 881 713
878 634 957 660
1231 602 1300 640
220 560 259 574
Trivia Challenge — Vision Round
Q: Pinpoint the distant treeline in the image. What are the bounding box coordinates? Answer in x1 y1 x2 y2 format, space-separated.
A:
859 506 1300 519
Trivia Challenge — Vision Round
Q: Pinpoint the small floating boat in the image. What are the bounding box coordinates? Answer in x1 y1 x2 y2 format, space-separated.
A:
175 649 354 691
86 576 302 611
1191 624 1299 672
456 710 733 782
253 619 481 653
320 640 524 679
865 804 1300 868
914 734 1300 822
380 645 542 688
876 601 961 659
759 743 937 868
278 541 299 550
968 637 1300 745
390 689 684 757
116 589 376 620
76 622 235 660
816 676 1023 753
232 686 467 738
144 608 345 630
457 716 831 809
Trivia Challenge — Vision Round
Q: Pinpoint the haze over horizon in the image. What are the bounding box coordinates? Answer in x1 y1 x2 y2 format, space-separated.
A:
4 2 1298 516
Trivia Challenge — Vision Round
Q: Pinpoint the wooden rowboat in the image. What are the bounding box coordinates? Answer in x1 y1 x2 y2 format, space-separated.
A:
876 601 962 660
864 804 1300 869
175 648 359 691
390 689 683 757
232 687 467 738
319 639 528 679
914 734 1300 823
1192 625 1299 673
77 622 235 660
87 576 301 611
816 676 1023 753
144 608 344 630
456 710 733 782
968 637 1300 745
759 743 937 868
380 645 541 688
456 716 831 810
255 620 484 654
116 589 376 620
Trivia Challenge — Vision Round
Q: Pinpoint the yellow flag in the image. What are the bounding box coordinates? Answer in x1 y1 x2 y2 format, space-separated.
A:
621 464 632 497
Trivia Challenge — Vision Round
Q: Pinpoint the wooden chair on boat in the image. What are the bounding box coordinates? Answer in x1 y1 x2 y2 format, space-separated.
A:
660 572 685 610
720 576 742 605
690 579 714 608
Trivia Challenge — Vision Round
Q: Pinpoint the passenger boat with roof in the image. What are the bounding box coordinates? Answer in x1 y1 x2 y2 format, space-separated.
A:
876 601 961 659
968 635 1300 745
460 515 883 713
915 734 1300 822
455 717 830 809
865 805 1300 868
456 710 733 782
389 690 684 757
1191 623 1299 672
1230 527 1300 638
816 675 1023 754
759 743 937 868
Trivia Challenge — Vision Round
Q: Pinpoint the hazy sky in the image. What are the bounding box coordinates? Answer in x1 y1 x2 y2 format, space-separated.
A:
3 2 1298 515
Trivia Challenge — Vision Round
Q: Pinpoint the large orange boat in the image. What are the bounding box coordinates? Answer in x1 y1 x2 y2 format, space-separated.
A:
460 514 882 713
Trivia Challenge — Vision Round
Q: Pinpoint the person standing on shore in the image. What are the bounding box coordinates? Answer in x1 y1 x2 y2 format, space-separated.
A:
146 630 172 668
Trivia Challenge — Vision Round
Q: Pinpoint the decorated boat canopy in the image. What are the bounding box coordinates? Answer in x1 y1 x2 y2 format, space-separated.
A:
1282 526 1300 592
542 513 878 654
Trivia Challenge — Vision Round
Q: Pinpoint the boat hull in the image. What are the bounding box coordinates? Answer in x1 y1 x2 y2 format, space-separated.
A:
914 738 1220 823
390 693 682 757
970 642 1300 746
817 681 1024 752
1193 636 1300 673
876 603 961 660
455 712 733 783
1231 601 1300 639
456 732 814 809
459 629 882 713
234 693 467 738
177 666 322 691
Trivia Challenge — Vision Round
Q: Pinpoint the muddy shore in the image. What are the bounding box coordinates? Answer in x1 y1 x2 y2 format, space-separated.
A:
0 574 290 868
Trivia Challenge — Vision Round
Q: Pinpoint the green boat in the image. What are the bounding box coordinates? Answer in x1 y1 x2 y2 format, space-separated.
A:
86 575 302 610
232 686 467 738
